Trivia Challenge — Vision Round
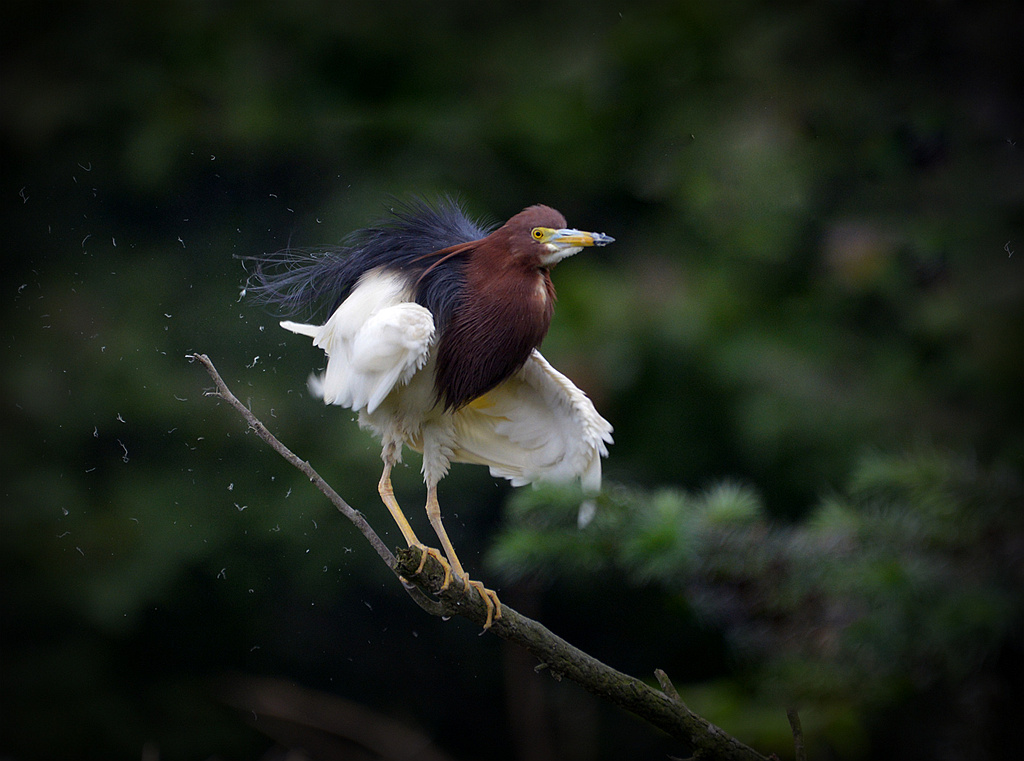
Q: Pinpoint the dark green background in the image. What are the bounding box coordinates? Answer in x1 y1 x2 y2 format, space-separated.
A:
3 1 1021 759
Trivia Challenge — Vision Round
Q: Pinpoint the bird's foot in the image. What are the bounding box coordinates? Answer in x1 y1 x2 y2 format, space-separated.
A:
411 544 453 590
462 578 502 630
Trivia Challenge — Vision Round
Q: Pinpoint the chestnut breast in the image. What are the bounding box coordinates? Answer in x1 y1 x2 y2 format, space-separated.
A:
434 255 555 410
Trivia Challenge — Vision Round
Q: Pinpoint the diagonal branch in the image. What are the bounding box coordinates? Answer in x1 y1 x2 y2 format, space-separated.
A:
187 353 444 617
189 352 771 761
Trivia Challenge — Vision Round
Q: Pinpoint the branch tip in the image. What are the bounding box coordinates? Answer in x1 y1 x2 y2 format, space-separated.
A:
655 668 682 704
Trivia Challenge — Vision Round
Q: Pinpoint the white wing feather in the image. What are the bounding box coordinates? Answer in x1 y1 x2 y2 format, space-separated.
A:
451 349 613 491
280 271 434 414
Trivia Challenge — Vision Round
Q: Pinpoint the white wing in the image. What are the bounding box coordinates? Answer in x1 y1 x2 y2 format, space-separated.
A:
450 349 613 491
280 271 434 414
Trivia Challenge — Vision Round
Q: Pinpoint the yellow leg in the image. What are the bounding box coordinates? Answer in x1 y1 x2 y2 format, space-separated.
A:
378 464 452 590
378 464 421 547
425 485 502 629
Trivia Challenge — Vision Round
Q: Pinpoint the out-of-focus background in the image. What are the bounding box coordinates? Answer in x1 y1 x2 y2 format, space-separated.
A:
3 1 1022 759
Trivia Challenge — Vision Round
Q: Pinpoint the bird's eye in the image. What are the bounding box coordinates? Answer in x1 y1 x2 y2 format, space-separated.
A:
531 228 545 241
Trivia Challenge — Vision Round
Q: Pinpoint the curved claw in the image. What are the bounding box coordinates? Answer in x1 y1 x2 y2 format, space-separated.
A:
465 579 502 630
412 544 453 590
408 548 501 628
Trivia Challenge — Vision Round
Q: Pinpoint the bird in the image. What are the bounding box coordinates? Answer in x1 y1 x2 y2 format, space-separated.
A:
247 197 614 627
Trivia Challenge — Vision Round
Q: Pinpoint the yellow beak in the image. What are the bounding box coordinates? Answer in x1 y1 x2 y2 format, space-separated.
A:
546 228 615 248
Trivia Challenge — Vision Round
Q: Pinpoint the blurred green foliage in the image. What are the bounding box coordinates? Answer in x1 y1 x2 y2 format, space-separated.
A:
2 0 1021 759
491 452 1023 756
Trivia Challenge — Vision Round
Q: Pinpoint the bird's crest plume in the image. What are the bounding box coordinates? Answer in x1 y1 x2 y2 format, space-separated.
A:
243 196 494 322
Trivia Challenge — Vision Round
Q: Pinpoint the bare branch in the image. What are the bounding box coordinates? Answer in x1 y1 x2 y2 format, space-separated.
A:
397 546 767 759
190 352 771 761
187 352 444 617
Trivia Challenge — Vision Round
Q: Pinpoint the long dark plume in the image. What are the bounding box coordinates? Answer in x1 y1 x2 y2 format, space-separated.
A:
242 196 494 322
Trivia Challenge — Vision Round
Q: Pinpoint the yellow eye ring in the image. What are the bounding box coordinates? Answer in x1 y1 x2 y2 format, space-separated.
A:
531 228 545 240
